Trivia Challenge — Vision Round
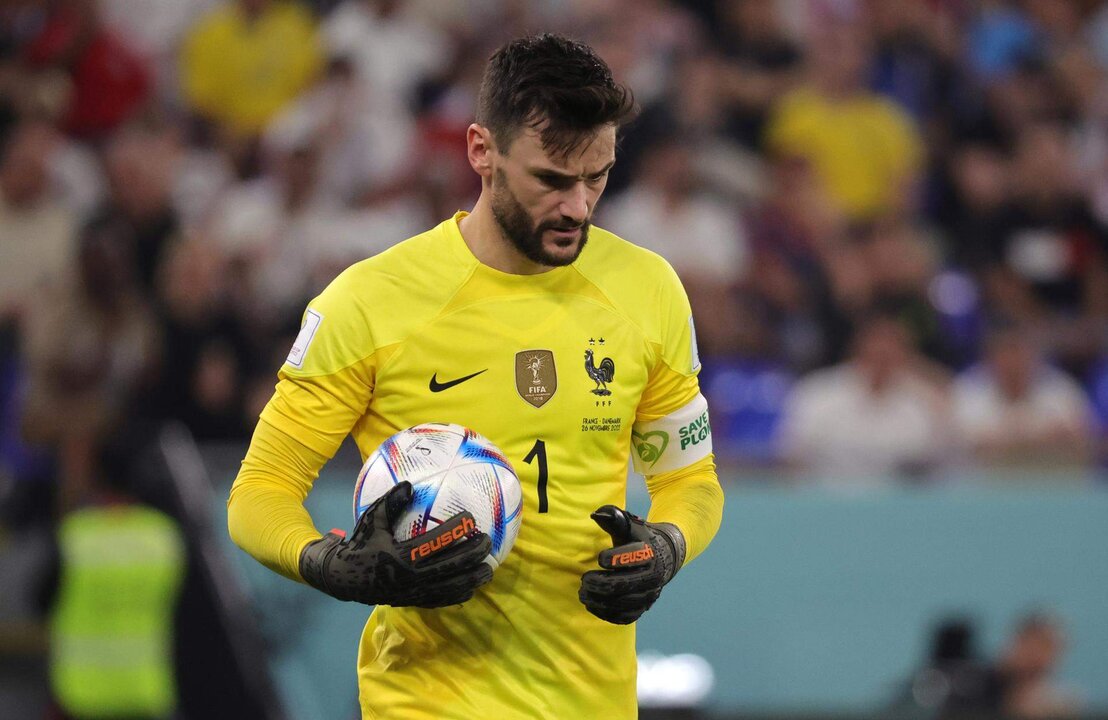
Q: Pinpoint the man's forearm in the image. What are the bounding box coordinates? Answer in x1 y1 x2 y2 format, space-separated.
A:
228 419 327 581
644 454 724 565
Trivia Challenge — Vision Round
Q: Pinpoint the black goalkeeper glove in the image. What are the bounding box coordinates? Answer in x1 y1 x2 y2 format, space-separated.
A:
299 481 493 608
578 505 687 625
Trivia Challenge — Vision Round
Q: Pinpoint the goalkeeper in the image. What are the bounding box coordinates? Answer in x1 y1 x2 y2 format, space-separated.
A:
229 33 724 719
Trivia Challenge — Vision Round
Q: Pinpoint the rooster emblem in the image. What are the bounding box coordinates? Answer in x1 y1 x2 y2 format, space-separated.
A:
584 349 615 396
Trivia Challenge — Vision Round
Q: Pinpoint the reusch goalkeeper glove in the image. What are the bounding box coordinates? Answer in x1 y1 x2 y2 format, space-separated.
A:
578 505 686 625
299 481 493 608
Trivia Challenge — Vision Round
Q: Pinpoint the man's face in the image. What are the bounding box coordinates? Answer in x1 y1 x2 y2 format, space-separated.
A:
488 124 616 267
854 319 911 389
988 334 1035 400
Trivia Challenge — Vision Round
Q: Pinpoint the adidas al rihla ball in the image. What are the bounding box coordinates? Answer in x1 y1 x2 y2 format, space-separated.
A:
353 423 523 569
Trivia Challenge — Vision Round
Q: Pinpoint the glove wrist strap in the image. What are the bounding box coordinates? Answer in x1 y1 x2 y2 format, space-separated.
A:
651 522 687 583
299 536 335 595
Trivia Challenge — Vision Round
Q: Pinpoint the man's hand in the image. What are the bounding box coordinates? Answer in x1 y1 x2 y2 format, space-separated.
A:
299 481 493 608
579 505 686 625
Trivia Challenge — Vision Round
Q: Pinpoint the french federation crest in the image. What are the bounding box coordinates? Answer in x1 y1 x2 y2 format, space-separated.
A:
584 339 615 396
516 350 557 408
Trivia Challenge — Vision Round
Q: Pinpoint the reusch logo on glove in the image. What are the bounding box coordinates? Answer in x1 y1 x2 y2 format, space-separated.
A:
608 543 654 567
410 514 478 562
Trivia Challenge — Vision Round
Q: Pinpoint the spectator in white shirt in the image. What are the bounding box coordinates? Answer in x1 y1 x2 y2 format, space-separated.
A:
323 0 448 135
779 311 950 484
952 323 1096 470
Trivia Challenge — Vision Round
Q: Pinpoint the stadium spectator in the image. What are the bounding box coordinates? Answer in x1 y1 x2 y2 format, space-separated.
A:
322 0 449 131
144 239 254 442
98 0 216 101
0 121 77 324
1023 1 1086 59
318 0 462 212
967 120 1108 375
602 136 749 357
744 170 945 368
208 135 338 323
868 0 958 125
848 218 950 365
180 0 322 136
90 124 182 297
407 42 488 218
711 0 802 151
268 58 386 204
624 47 769 205
20 216 157 508
940 142 1011 268
764 10 924 221
1062 44 1108 225
996 612 1082 719
779 311 950 483
581 0 703 111
166 123 236 229
888 611 1083 719
742 154 848 368
20 0 152 140
264 55 420 207
889 618 1003 717
964 0 1042 84
952 323 1096 471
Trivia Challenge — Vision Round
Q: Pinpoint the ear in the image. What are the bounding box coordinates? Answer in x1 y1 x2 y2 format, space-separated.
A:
467 124 495 179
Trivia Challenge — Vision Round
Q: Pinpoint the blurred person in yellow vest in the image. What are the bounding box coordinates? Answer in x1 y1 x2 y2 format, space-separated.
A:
42 441 186 720
180 0 322 136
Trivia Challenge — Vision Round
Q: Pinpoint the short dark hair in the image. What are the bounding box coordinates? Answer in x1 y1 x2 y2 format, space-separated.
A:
476 34 636 158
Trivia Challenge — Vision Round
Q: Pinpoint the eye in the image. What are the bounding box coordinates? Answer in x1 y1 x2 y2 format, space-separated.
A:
538 174 573 189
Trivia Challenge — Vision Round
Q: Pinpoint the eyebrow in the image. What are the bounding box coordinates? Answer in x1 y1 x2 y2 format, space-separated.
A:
529 160 616 180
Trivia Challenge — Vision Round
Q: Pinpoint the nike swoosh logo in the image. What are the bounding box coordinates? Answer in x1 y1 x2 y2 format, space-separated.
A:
429 369 487 392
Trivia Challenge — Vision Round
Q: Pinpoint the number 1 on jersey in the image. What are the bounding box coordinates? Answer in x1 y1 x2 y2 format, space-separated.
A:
523 439 549 513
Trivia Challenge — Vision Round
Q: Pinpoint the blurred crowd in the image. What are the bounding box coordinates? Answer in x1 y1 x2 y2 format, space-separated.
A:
2 0 1108 506
894 613 1082 719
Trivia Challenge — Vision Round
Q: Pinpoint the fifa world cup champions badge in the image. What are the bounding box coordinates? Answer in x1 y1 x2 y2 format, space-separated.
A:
516 350 557 408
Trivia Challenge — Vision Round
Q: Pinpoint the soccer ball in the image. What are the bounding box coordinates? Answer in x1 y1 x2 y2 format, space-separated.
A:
353 423 523 570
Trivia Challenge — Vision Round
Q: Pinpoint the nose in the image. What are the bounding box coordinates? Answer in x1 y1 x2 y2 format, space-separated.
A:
558 182 589 225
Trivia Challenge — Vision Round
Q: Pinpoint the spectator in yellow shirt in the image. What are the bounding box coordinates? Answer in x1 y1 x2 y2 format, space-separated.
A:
765 19 923 221
181 0 322 136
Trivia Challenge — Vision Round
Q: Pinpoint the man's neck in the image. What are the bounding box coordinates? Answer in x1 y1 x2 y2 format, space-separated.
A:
459 194 551 276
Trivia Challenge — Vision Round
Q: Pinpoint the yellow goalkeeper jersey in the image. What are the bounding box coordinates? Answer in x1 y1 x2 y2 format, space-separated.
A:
236 212 722 719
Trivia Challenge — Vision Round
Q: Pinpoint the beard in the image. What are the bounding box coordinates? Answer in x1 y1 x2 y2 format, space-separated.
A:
491 169 590 267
